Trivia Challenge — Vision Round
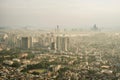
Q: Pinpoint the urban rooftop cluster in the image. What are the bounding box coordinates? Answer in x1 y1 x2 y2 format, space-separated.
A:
0 28 120 80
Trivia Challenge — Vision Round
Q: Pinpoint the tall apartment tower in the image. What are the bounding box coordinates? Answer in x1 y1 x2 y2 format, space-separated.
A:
21 37 32 49
51 42 56 50
57 25 59 32
56 36 69 51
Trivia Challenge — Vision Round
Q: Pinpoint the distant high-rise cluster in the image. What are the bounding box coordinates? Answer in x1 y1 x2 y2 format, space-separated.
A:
0 29 71 52
0 25 75 53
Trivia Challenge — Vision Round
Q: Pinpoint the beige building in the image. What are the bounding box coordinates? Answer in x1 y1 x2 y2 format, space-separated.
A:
21 37 32 49
56 36 70 51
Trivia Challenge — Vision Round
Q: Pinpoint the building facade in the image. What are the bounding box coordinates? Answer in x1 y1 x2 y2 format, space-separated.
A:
21 37 32 49
56 36 69 51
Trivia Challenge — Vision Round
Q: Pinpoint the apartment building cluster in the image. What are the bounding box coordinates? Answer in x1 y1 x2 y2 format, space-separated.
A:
0 31 70 52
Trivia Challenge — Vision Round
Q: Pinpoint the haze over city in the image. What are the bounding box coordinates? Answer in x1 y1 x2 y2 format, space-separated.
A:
1 0 120 80
0 0 120 30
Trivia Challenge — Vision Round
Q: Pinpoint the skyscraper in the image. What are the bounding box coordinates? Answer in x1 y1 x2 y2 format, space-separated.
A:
21 37 32 49
56 36 69 51
92 24 99 31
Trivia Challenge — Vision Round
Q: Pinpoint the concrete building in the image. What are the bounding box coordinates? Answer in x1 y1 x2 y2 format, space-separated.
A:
38 33 55 49
51 42 56 50
15 37 21 48
56 36 70 51
21 37 32 49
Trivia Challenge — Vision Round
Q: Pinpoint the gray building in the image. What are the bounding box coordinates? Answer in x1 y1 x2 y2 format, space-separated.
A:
21 37 32 49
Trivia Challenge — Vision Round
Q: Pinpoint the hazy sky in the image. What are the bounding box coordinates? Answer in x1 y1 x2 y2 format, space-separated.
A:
0 0 120 29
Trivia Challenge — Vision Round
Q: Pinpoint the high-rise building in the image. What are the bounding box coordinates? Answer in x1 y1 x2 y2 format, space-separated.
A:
56 36 69 51
21 37 32 49
51 42 56 50
92 24 99 31
15 37 21 48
